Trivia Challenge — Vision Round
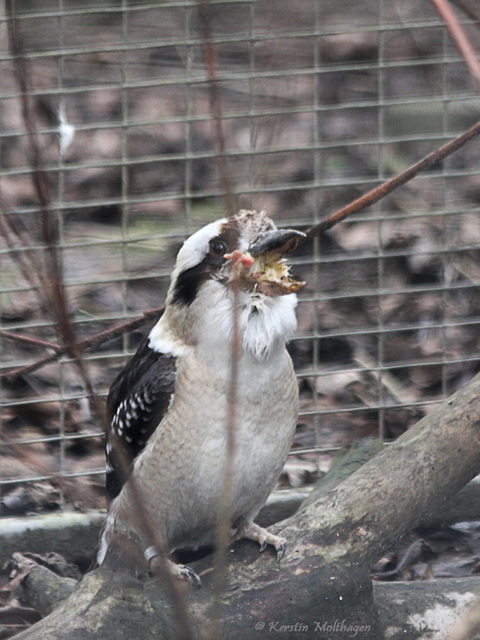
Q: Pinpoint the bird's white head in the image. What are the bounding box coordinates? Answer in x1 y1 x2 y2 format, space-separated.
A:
151 210 306 361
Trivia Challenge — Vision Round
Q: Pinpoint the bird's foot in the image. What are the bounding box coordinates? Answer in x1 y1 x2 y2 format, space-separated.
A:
144 546 201 588
236 522 287 561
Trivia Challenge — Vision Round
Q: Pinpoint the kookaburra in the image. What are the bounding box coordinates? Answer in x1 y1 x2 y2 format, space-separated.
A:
97 209 305 586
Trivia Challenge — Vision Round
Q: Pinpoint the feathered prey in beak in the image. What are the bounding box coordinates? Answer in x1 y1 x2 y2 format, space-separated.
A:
225 227 306 297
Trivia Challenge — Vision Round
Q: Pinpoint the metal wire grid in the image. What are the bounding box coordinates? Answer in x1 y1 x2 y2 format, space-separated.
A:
1 0 480 508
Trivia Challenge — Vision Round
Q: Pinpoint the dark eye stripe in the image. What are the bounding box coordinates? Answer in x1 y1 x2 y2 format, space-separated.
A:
171 261 210 306
171 218 241 306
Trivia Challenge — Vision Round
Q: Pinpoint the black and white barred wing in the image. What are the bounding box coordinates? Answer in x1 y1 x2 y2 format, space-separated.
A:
105 336 176 501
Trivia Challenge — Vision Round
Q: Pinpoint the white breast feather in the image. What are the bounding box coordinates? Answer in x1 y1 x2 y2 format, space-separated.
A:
195 281 298 362
242 294 297 360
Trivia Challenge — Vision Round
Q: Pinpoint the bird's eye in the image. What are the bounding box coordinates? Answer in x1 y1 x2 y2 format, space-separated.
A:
209 240 227 258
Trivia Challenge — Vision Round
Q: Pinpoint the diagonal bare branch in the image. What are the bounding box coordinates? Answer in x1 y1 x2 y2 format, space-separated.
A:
0 331 61 351
0 307 165 381
306 120 480 238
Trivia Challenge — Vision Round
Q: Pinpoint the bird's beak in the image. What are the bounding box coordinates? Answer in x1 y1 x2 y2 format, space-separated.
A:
225 228 306 296
248 228 306 260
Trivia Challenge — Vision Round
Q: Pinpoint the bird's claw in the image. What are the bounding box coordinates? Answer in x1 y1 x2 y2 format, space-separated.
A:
258 536 286 558
178 564 202 589
145 546 201 588
276 541 287 561
238 522 287 562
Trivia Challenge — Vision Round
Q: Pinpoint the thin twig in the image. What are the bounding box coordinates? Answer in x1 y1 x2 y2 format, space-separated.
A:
0 307 164 381
306 120 480 238
5 0 104 422
196 6 242 633
197 0 236 217
372 540 425 578
430 0 480 92
0 331 61 351
112 453 197 640
208 281 241 639
4 4 60 303
0 207 47 307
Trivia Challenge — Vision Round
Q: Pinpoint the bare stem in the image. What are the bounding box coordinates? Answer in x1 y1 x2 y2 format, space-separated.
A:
430 0 480 92
5 0 105 423
0 331 61 351
306 120 480 238
1 307 165 381
197 0 236 217
208 283 240 639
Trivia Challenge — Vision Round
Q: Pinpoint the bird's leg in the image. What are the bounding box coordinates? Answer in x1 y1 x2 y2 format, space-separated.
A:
144 545 202 588
234 521 287 561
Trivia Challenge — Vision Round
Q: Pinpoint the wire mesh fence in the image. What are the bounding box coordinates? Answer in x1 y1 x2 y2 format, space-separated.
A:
1 0 480 515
